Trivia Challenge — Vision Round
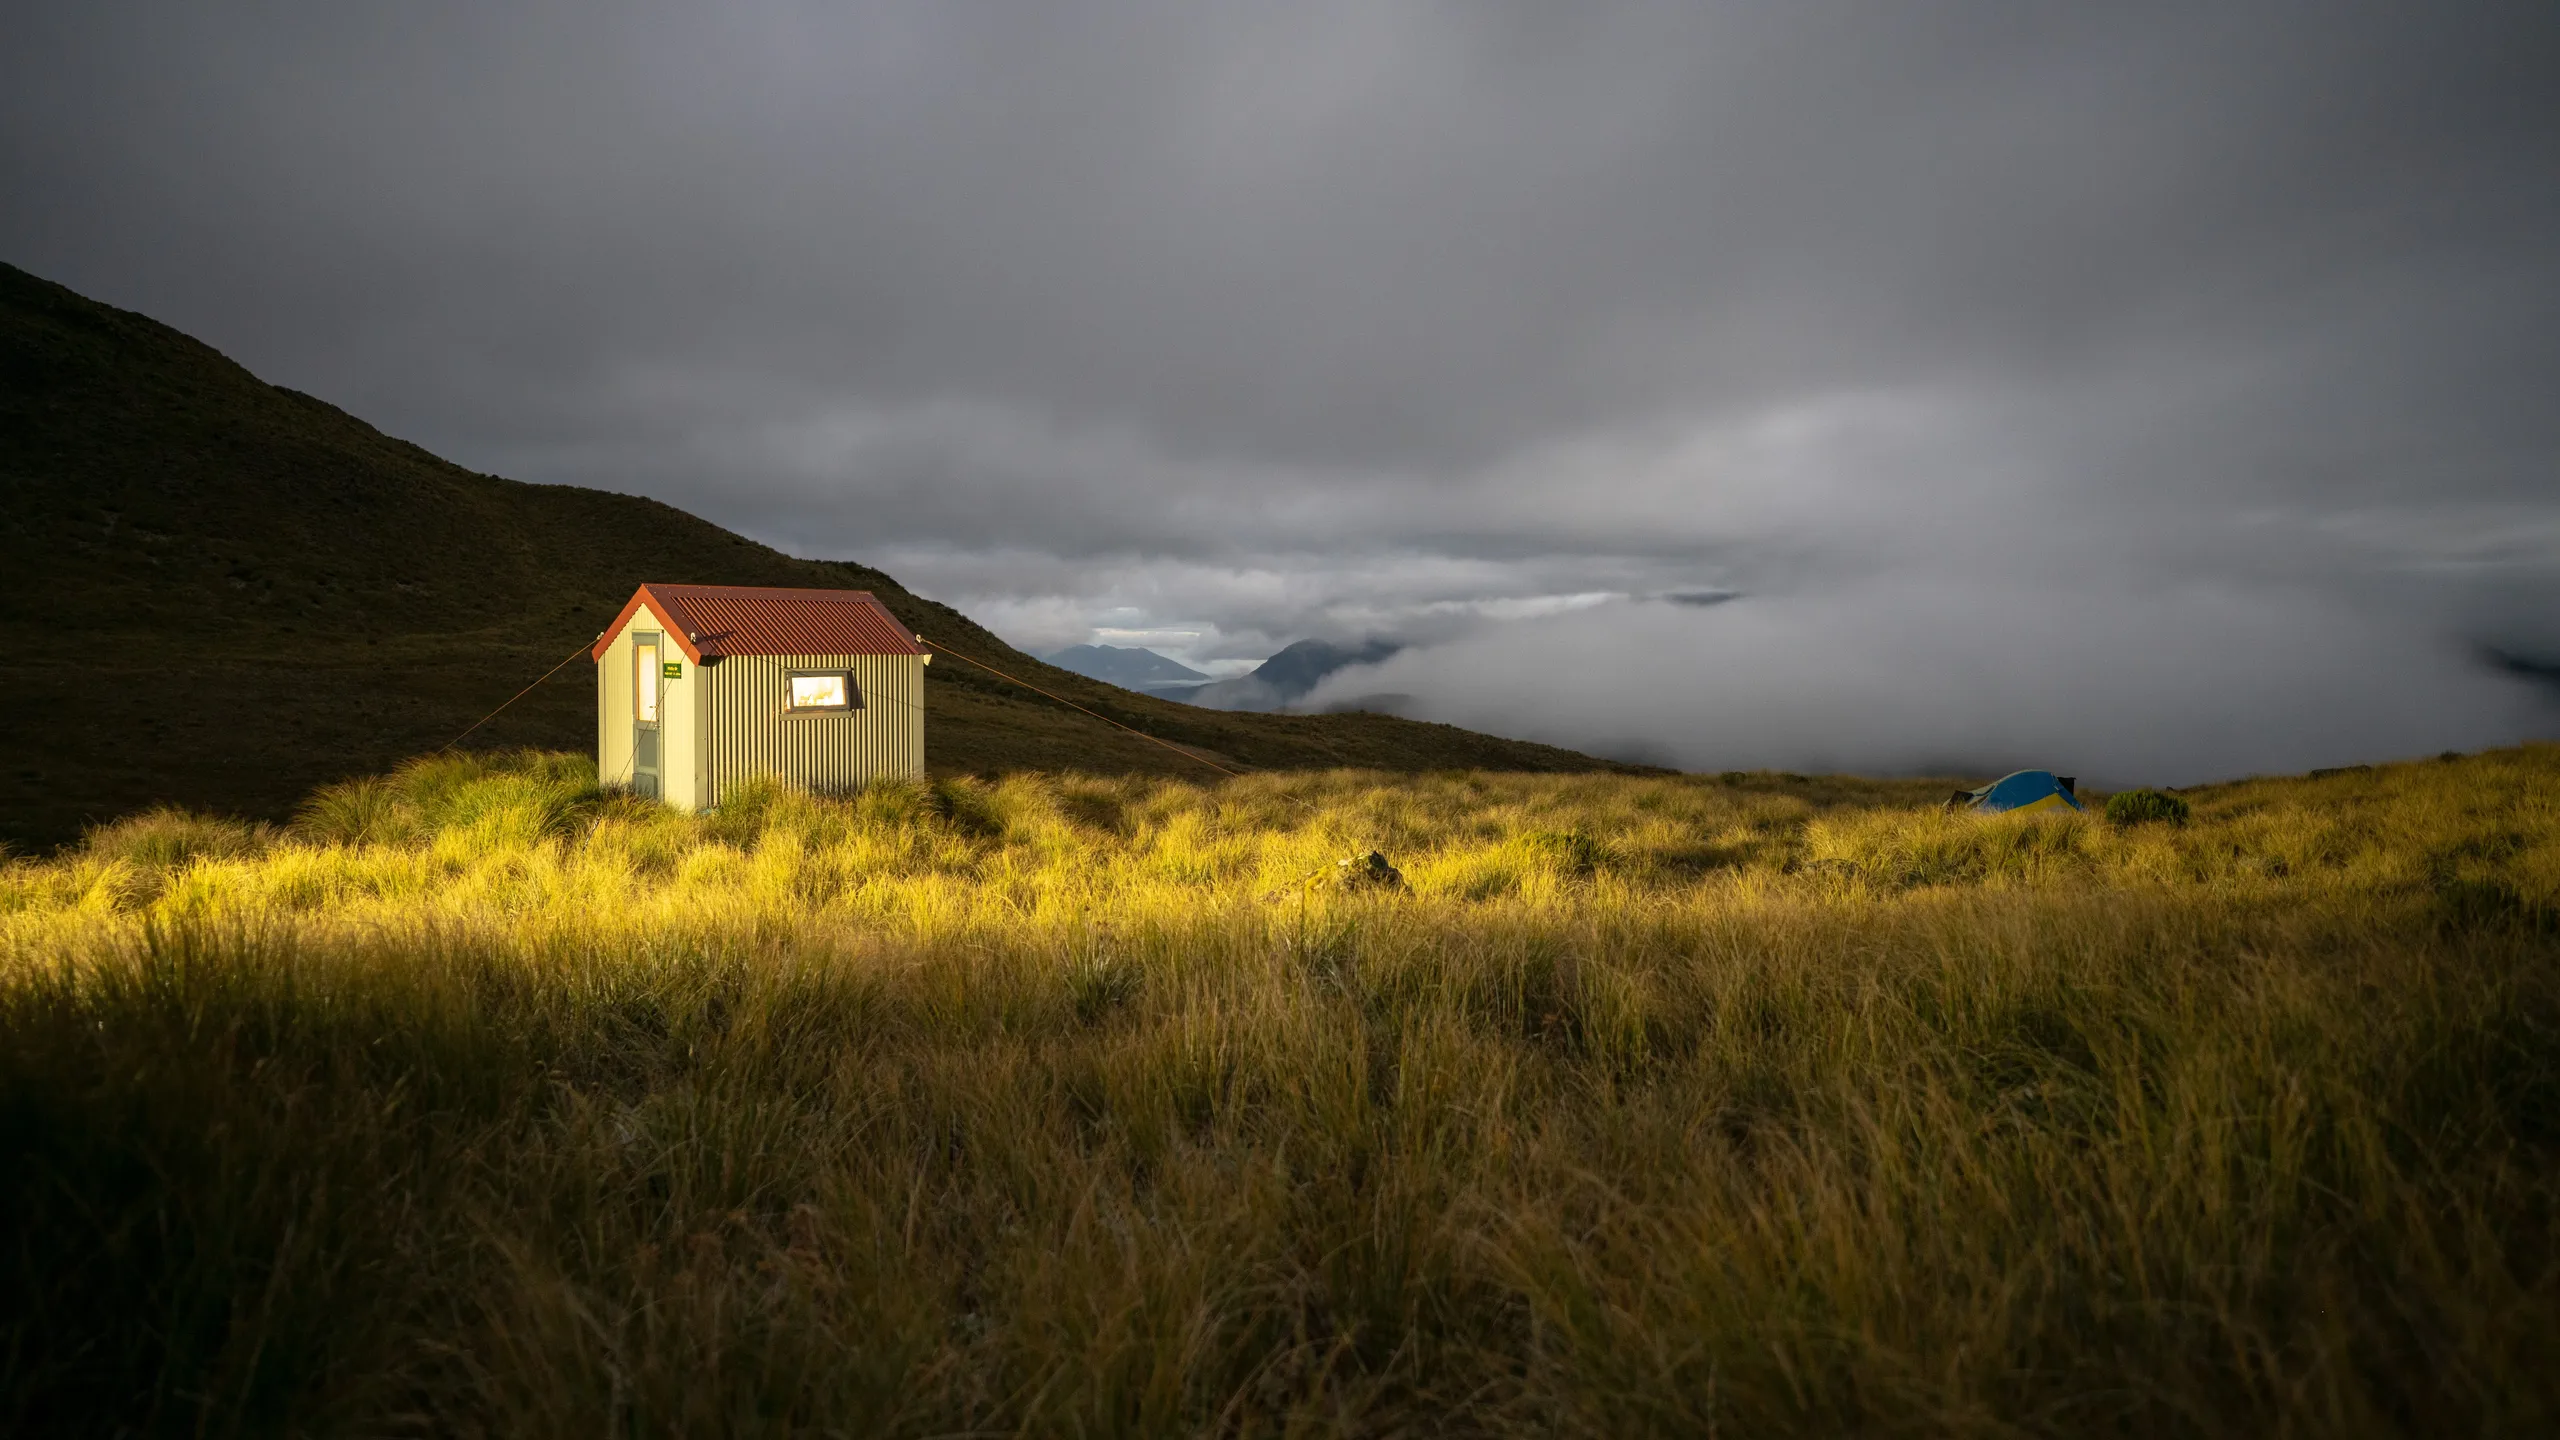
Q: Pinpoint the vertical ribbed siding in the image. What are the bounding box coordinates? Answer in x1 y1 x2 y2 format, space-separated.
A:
596 625 636 789
691 654 711 811
660 642 698 810
595 651 610 784
702 653 924 807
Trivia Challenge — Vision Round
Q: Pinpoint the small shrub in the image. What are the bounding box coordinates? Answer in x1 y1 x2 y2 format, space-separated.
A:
296 776 413 845
1065 952 1143 1023
980 774 1075 844
851 776 940 831
701 774 793 846
81 808 270 870
1526 828 1610 876
930 776 1008 839
2105 789 2190 826
386 749 598 838
2433 877 2558 935
435 773 590 847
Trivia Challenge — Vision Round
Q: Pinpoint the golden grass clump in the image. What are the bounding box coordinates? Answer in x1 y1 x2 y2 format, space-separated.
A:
1 746 2556 1435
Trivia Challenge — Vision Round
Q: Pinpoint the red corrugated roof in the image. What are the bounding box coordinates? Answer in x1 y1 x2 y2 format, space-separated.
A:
591 584 926 663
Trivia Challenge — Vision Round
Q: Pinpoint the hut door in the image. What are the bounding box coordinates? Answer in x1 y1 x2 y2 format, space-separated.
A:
632 632 662 798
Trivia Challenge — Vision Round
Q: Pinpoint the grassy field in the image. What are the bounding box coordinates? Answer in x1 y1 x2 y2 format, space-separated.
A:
4 749 2557 1436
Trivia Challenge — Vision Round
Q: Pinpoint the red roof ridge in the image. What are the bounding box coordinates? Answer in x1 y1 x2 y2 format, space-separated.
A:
590 582 926 663
644 583 887 597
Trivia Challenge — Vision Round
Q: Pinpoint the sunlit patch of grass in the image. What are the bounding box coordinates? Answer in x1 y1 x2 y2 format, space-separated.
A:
1803 806 2106 890
1 746 2556 1433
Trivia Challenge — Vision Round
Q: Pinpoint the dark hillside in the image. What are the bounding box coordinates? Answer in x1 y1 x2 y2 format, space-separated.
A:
0 263 1641 849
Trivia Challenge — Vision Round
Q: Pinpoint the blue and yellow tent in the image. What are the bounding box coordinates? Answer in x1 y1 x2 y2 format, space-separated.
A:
1952 770 2082 814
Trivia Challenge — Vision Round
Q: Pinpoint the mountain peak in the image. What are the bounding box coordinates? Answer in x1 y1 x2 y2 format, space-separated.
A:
1174 637 1402 713
1043 644 1212 689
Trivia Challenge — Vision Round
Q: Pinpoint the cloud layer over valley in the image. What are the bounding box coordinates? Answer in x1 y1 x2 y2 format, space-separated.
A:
6 1 2556 776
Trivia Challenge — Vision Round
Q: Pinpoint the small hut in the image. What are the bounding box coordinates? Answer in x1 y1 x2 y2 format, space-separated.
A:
592 583 929 810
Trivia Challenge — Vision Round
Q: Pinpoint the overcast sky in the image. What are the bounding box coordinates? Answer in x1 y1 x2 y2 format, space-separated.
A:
7 2 2557 779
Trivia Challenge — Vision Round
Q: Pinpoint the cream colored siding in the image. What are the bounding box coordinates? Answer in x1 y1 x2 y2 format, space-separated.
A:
597 609 923 812
691 660 712 812
595 609 704 806
702 653 925 806
597 623 637 789
661 644 701 811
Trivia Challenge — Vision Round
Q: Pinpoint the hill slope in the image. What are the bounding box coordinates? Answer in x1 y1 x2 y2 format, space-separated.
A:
0 263 1642 850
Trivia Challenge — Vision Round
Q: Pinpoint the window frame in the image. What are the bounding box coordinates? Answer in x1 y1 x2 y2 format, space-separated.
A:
783 668 862 717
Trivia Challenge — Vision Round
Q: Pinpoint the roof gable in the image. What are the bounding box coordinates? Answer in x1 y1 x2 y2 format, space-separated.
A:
592 584 926 663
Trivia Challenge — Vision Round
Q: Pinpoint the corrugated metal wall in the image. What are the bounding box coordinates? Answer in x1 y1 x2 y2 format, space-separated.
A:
702 653 925 806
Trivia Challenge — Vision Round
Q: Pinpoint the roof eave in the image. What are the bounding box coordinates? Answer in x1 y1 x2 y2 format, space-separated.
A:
590 585 707 663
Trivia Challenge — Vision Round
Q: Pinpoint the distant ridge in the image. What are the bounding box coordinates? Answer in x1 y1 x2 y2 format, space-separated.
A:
0 262 1648 848
1181 638 1403 713
1044 644 1212 690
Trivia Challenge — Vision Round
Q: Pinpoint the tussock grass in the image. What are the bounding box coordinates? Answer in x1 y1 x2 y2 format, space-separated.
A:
3 747 2557 1435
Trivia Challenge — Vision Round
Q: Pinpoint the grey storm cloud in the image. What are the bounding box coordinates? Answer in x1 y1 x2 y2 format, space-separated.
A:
5 1 2556 775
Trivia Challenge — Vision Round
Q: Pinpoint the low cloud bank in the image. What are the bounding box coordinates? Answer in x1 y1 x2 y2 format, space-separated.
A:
10 3 2555 781
1309 578 2556 785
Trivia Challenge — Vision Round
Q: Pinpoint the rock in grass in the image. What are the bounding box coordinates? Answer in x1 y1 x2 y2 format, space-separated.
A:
1333 850 1407 891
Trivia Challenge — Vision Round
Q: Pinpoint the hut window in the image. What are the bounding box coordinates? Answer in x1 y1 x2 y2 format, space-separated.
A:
635 635 661 725
787 671 858 713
